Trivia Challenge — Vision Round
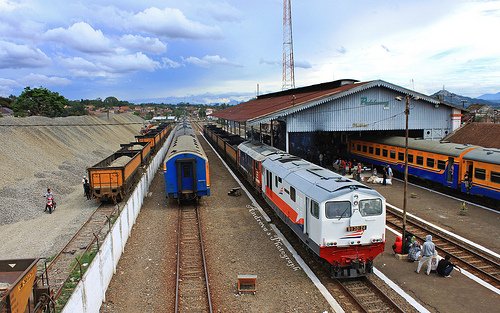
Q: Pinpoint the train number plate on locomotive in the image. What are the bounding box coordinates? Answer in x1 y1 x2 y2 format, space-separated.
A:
346 225 367 232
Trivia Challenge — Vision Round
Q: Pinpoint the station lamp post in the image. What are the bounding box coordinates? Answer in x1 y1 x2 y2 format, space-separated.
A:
395 95 412 250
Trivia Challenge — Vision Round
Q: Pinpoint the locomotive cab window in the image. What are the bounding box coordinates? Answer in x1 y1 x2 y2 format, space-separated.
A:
359 199 382 216
310 200 319 219
325 201 351 219
290 186 296 202
474 168 486 180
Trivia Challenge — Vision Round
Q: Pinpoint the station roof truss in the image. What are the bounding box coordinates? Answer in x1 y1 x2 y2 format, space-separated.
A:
213 79 460 126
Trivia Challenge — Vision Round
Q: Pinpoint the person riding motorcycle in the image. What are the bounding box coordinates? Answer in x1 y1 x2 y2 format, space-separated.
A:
44 188 56 212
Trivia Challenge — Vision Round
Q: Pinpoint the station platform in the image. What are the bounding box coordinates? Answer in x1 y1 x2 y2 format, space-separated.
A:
362 173 500 312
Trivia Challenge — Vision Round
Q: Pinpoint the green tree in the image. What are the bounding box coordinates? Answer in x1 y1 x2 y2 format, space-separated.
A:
198 107 206 118
13 87 68 117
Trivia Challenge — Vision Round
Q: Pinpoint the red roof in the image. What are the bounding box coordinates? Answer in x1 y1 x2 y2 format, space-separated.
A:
446 123 500 148
213 81 368 123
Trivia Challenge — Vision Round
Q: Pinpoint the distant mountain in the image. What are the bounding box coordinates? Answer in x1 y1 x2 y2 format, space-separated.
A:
477 92 500 103
130 92 254 105
431 90 498 108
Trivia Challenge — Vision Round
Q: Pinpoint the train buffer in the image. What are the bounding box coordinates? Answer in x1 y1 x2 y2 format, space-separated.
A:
228 187 242 196
237 274 257 295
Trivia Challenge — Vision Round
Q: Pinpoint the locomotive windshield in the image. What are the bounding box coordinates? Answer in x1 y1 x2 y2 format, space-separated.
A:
325 201 351 219
359 199 383 216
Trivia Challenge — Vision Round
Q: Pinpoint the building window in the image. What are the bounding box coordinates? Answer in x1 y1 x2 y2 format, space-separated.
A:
369 146 374 154
290 186 296 202
427 158 435 168
491 172 500 184
311 200 319 219
437 160 446 170
475 168 486 180
390 150 396 159
416 156 424 165
382 149 388 157
375 148 380 155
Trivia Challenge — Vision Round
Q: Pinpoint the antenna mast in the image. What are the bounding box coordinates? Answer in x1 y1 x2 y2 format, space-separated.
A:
282 0 295 90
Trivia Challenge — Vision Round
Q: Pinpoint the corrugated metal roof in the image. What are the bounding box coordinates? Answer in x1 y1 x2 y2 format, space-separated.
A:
445 123 500 149
213 81 369 123
213 79 458 125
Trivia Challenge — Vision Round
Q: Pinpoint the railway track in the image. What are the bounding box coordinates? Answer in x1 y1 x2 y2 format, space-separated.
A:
338 277 404 313
45 203 118 302
174 203 212 313
386 208 500 289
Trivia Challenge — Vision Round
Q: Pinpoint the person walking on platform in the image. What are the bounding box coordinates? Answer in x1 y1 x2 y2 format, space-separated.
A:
382 166 388 185
416 235 436 275
437 255 461 277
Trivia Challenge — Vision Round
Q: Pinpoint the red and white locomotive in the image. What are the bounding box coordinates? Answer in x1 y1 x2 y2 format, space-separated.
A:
238 141 386 277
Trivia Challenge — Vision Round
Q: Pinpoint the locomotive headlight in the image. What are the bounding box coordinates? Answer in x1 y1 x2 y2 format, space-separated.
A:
354 201 359 206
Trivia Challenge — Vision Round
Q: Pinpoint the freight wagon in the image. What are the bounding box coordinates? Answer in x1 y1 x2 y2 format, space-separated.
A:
87 150 142 203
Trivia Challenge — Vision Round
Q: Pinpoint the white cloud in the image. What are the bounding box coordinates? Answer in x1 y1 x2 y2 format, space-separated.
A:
22 73 71 86
162 57 181 69
0 40 51 68
183 55 241 68
0 0 22 12
44 22 112 53
119 34 167 54
59 52 160 77
132 7 222 39
200 2 242 22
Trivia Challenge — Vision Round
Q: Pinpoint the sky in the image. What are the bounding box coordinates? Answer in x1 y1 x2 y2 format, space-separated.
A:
0 0 499 103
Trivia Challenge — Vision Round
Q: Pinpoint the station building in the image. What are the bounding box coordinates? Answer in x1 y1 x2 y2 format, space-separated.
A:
212 79 464 165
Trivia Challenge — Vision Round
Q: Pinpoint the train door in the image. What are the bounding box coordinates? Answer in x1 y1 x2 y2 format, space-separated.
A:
446 157 454 184
305 197 310 235
177 160 196 193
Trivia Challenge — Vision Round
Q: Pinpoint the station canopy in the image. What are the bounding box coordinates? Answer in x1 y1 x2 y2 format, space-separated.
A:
213 79 450 126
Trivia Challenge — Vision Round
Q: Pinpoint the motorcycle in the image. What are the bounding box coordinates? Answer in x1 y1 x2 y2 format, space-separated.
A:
45 196 56 214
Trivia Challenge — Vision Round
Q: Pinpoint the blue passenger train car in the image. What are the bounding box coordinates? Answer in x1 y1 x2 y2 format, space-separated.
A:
164 122 210 202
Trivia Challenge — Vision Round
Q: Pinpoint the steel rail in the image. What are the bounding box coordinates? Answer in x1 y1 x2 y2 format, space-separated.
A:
386 208 500 289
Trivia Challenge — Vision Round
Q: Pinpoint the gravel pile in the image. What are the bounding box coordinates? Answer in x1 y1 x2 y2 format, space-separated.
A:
0 113 144 258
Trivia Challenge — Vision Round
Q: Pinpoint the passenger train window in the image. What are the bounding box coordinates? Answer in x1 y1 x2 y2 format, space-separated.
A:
357 144 361 151
275 176 278 188
375 148 380 156
390 150 396 159
311 200 319 219
325 201 351 219
359 199 382 216
416 156 423 165
437 160 446 170
382 149 388 157
290 187 296 202
427 158 435 168
362 145 367 153
369 147 374 154
408 154 414 163
398 152 404 161
491 172 500 184
182 165 191 177
474 168 486 180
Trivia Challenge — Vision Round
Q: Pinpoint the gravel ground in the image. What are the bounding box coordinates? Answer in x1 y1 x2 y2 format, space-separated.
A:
0 113 143 259
101 132 332 312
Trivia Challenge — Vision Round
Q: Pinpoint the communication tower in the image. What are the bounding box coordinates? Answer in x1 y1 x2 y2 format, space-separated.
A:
282 0 295 90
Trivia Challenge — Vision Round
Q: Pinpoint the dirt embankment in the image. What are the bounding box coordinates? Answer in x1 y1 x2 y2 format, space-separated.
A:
0 113 144 259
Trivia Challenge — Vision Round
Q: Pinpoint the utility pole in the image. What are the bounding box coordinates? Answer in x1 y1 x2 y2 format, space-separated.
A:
403 95 410 248
282 0 295 90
